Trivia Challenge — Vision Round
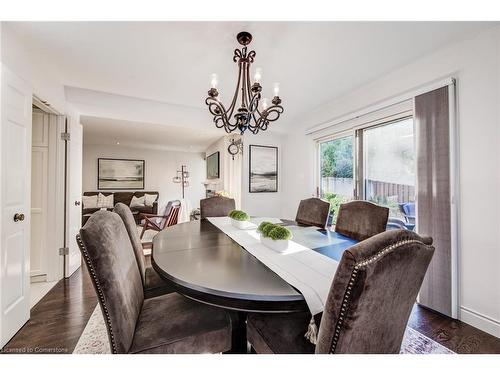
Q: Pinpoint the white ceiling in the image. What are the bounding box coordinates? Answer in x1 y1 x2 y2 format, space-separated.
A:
6 21 493 148
81 115 220 152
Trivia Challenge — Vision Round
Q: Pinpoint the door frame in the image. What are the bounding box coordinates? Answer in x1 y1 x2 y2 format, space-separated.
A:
32 97 66 283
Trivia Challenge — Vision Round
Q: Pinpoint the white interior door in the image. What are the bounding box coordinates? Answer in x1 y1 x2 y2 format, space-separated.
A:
65 120 82 277
0 65 32 347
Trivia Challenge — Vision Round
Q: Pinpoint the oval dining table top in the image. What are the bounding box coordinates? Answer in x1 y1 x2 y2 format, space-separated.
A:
151 219 357 313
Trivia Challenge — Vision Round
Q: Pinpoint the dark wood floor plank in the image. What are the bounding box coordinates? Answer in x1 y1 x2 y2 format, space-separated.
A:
407 304 500 354
2 260 499 354
2 266 97 354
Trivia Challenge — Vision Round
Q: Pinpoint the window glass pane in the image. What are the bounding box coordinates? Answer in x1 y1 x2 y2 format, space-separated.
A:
319 136 354 220
363 117 415 220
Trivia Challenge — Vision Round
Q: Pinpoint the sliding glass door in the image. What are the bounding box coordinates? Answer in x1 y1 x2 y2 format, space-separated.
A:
362 117 415 220
317 116 415 225
318 135 354 220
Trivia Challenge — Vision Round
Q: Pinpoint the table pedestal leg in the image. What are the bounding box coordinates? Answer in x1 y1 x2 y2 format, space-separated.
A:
229 311 248 353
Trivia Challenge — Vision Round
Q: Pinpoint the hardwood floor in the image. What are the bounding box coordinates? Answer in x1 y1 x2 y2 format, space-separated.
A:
2 261 499 354
1 266 97 354
408 305 500 354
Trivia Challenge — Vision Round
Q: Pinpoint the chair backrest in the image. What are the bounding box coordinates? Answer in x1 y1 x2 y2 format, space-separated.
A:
162 200 176 218
76 210 144 354
200 196 236 219
158 200 180 229
386 217 408 230
295 198 330 228
113 202 147 285
315 229 434 354
335 200 389 241
165 204 181 227
402 202 415 217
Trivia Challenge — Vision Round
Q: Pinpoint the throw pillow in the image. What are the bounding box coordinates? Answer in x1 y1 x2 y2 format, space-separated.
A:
97 193 114 208
130 195 146 208
144 193 158 207
82 195 98 209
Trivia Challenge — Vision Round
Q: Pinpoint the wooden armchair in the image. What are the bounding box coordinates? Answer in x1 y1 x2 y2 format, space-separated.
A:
140 201 181 239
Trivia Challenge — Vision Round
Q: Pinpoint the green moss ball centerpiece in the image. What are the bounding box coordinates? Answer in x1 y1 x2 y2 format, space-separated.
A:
228 210 250 229
257 222 293 253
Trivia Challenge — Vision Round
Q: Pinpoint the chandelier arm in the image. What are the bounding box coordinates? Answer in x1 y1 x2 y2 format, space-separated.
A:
205 97 239 131
245 63 260 114
263 105 284 122
226 61 243 120
241 61 249 109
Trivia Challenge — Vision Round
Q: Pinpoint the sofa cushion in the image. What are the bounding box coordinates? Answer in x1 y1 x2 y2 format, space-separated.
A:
97 193 114 208
144 193 158 207
129 293 232 354
82 194 98 209
130 195 146 208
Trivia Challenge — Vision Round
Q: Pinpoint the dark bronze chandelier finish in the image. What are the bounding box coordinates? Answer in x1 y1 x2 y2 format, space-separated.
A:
205 32 284 135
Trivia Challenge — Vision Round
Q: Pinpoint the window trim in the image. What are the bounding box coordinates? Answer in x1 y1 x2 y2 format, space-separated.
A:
315 103 414 202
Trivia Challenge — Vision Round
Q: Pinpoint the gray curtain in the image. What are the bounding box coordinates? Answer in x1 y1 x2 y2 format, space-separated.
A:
415 86 454 317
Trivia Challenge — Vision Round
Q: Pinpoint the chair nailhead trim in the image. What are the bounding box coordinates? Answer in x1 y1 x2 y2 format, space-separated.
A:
329 239 425 353
76 235 118 354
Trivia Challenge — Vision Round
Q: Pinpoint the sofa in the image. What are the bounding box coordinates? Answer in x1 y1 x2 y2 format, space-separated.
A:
82 191 159 225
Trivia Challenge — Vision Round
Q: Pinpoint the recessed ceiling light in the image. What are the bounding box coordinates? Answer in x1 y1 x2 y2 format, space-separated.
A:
116 141 120 145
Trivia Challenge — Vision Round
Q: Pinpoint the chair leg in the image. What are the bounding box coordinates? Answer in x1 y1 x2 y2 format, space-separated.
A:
140 223 148 239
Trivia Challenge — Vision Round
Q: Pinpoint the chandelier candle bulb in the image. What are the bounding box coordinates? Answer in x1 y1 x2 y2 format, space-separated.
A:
254 68 262 83
261 98 269 110
210 73 218 88
273 82 280 97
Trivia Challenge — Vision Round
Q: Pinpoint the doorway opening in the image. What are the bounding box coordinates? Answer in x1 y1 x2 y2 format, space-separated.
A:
29 98 66 308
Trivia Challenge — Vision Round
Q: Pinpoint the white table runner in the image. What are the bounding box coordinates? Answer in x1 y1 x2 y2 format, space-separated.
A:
207 217 339 317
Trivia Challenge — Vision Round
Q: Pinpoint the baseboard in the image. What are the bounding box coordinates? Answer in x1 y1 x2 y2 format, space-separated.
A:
460 306 500 338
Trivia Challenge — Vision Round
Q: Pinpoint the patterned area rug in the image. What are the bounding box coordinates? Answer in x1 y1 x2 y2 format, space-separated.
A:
73 305 455 354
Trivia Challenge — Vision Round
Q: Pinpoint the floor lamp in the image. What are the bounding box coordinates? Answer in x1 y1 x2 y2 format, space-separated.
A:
173 165 189 199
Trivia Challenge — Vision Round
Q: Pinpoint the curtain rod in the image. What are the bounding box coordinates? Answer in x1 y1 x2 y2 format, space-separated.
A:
305 76 456 136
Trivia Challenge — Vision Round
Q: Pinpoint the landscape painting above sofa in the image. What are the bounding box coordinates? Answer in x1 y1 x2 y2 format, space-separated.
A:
98 158 145 189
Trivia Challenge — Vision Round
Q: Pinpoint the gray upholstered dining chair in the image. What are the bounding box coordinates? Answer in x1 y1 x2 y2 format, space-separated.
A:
295 197 331 228
114 203 174 299
246 229 434 354
76 210 233 354
335 200 389 241
200 196 235 219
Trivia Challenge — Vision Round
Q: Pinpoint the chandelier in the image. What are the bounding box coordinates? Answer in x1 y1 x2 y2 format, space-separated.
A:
205 31 284 135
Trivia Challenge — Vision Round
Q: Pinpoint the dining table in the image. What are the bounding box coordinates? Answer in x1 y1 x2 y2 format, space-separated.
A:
151 217 358 352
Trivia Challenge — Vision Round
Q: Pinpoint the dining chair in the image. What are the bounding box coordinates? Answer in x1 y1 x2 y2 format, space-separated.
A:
386 217 409 230
398 202 416 225
76 210 233 354
200 196 235 219
335 200 389 241
246 229 434 354
114 203 174 298
139 200 180 239
295 197 331 228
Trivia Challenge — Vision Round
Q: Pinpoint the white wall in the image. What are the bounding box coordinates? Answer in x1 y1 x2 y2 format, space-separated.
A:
83 143 206 214
282 26 500 337
1 24 79 121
